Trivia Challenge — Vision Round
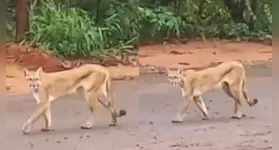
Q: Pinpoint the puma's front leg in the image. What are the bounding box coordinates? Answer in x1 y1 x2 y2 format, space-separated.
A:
172 92 193 123
41 107 54 132
22 103 50 134
181 87 187 98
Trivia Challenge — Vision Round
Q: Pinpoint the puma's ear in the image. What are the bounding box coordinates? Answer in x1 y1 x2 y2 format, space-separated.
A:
177 68 183 74
23 68 30 77
35 67 43 78
166 68 171 73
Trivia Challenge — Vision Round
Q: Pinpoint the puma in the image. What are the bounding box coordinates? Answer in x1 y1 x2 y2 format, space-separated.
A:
22 64 127 134
167 60 258 123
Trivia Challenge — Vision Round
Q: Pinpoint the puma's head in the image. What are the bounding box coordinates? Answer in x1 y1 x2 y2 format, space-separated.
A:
24 67 43 93
167 68 184 86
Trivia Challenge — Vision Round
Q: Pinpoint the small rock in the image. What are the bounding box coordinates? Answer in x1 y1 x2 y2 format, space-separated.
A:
28 142 34 148
264 140 268 143
169 51 184 55
178 62 190 65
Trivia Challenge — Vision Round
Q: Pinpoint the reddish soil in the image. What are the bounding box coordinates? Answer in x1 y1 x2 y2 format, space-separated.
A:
6 43 138 94
139 40 272 69
6 40 272 94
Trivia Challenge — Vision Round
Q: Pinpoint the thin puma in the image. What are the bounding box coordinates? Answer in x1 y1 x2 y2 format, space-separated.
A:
22 64 127 134
167 60 258 123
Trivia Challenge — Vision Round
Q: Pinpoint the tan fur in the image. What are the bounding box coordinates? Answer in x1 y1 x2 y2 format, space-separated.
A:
167 60 258 123
22 64 127 134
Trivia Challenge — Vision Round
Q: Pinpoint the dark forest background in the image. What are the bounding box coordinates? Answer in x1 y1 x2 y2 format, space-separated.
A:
6 0 271 58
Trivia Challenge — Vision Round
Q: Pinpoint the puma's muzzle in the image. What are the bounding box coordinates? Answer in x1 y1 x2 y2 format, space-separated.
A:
29 84 40 93
170 82 177 86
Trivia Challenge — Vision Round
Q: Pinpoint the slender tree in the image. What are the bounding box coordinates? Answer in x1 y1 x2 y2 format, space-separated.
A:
15 0 30 42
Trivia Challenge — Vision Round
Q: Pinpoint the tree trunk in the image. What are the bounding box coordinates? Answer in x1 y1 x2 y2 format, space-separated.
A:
224 0 246 23
15 0 30 42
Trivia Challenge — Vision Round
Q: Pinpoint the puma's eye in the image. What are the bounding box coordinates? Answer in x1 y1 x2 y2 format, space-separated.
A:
26 77 32 80
31 78 39 81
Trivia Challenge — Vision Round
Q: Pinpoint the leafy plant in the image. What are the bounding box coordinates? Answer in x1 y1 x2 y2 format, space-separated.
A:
25 0 138 58
6 0 272 59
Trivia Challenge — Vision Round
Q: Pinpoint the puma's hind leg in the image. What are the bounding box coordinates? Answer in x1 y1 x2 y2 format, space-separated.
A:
81 90 99 129
193 96 209 120
102 87 118 126
222 82 245 119
100 82 127 127
232 101 246 119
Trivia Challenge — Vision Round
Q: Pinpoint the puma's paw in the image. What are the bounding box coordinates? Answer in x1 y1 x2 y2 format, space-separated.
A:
231 116 241 119
202 116 209 121
109 123 117 126
81 121 94 129
172 120 183 123
231 114 246 119
109 118 117 126
41 128 55 132
172 115 183 123
22 123 32 135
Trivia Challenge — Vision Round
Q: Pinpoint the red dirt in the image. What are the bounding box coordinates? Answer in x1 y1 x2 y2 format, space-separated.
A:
6 43 138 94
6 40 272 94
6 43 68 72
139 40 272 69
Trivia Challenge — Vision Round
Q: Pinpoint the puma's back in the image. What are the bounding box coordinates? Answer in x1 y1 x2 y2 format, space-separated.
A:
22 64 127 134
24 64 110 98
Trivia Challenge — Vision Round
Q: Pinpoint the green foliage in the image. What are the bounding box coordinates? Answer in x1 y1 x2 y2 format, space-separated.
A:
6 0 16 42
25 0 138 58
139 6 185 40
139 0 271 41
6 0 271 58
139 0 272 40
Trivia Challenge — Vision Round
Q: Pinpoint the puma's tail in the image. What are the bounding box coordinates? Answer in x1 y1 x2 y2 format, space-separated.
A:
242 78 258 107
105 72 127 117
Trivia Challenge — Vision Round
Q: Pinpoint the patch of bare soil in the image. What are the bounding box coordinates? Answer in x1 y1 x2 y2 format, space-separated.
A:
139 40 272 71
6 43 138 94
6 40 272 94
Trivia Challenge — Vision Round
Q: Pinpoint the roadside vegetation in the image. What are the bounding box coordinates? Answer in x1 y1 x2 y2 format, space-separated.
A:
6 0 271 59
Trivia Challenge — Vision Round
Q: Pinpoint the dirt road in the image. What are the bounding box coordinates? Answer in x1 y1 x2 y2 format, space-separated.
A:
4 64 271 150
139 64 271 150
